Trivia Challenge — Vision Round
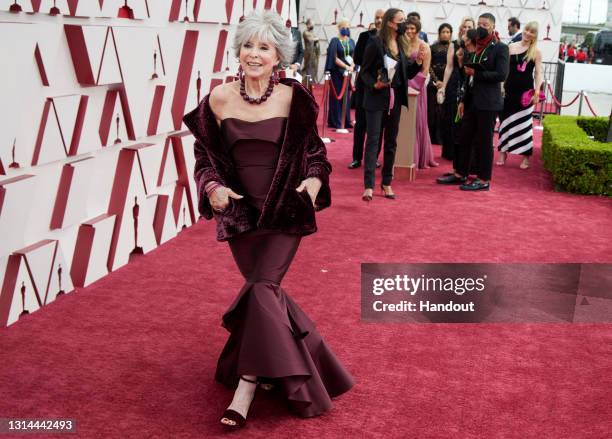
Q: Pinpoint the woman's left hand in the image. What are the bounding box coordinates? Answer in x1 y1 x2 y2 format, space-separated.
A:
416 44 426 64
296 177 322 206
531 93 539 106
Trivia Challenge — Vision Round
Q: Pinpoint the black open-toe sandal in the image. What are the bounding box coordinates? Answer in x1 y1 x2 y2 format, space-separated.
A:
220 409 247 428
220 376 258 429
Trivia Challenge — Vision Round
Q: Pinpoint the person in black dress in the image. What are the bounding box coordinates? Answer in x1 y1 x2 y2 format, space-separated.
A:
427 23 452 146
439 17 474 163
182 10 354 429
497 21 543 169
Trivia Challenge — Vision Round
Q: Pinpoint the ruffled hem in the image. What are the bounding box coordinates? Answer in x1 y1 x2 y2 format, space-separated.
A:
214 281 354 417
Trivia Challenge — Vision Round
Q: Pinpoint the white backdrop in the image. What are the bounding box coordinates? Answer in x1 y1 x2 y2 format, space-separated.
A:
0 0 298 327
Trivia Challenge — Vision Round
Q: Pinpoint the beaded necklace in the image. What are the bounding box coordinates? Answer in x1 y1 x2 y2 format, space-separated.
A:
239 72 279 105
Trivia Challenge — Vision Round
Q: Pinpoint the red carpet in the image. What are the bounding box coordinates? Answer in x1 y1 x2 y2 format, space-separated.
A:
1 87 610 438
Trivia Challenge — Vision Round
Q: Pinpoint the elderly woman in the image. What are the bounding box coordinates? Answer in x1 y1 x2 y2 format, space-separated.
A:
182 10 354 429
325 17 355 129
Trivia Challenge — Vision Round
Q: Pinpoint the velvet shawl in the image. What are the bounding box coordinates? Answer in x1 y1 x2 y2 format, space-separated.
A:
182 78 332 241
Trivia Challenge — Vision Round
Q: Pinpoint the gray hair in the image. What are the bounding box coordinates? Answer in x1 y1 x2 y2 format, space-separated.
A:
233 9 296 68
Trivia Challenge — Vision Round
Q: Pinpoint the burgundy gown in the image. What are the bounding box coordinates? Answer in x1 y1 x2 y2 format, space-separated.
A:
215 117 354 418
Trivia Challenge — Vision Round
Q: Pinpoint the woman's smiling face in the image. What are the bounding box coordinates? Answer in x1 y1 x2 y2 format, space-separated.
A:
406 23 418 40
239 35 279 80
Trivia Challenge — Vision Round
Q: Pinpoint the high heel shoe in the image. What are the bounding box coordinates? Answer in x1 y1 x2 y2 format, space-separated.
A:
362 188 373 202
380 184 396 199
220 376 258 429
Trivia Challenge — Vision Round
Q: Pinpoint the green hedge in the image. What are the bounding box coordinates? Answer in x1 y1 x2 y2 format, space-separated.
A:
542 116 612 196
576 117 608 142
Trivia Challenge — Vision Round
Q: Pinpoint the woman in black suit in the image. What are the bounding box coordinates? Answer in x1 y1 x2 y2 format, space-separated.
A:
359 8 423 201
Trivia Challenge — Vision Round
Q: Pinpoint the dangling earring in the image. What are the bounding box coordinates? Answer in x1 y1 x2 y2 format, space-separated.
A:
272 68 280 85
237 64 244 81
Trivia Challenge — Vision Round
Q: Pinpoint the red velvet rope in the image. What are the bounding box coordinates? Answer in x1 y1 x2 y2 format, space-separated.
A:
320 79 330 136
546 82 581 108
319 79 329 109
329 74 350 101
583 94 599 116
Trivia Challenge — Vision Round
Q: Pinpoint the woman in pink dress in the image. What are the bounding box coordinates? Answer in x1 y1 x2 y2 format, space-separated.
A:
403 16 439 169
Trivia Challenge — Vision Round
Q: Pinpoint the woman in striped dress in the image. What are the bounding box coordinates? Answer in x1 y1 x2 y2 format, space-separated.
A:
497 21 542 169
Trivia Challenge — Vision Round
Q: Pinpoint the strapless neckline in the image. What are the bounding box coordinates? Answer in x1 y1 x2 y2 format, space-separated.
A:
220 116 288 126
221 116 286 212
220 116 287 151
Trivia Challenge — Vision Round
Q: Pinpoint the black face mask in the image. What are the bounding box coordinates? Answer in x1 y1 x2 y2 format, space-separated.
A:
477 26 489 40
396 22 407 36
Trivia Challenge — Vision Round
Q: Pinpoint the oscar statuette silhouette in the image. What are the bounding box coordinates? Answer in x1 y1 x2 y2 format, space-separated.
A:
184 0 189 22
118 0 134 19
151 50 158 79
49 0 60 15
9 1 22 13
544 24 552 41
131 196 144 255
9 139 20 169
182 206 187 230
239 0 245 22
20 282 29 317
197 71 201 104
286 0 292 27
114 113 121 144
57 264 65 296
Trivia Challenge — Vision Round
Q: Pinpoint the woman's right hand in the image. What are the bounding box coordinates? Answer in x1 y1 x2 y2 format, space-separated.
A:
209 186 243 213
457 102 464 119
